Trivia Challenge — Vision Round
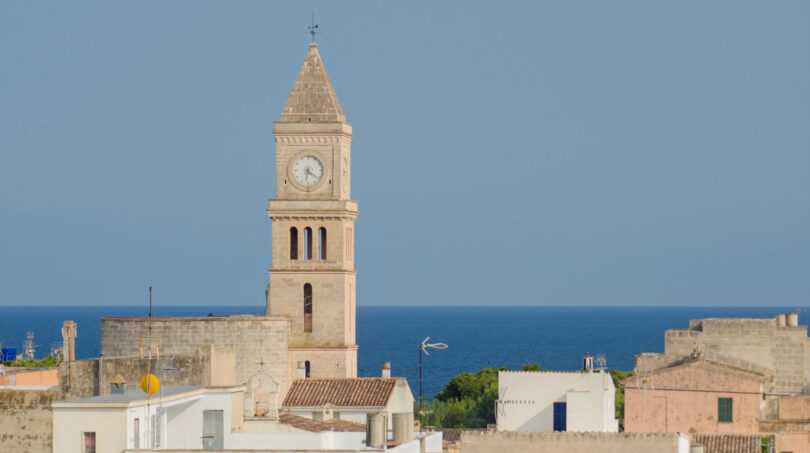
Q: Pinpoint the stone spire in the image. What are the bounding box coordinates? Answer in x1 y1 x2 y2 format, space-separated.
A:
277 43 347 124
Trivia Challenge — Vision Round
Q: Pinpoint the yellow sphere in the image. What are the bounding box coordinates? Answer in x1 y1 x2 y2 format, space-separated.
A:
139 373 160 396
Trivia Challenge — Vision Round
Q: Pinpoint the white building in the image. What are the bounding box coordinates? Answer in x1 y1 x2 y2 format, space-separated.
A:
53 384 441 453
496 370 619 433
52 385 245 452
282 377 415 429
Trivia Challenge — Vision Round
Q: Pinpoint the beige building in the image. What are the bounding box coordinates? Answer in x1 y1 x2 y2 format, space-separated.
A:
266 41 359 380
624 357 770 434
626 313 810 453
0 367 58 387
93 41 362 406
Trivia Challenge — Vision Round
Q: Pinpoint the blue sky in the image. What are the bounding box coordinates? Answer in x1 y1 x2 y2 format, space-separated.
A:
1 1 808 306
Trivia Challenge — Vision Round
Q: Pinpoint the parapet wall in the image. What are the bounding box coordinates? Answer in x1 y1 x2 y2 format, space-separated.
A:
0 389 60 453
664 316 810 394
102 315 290 396
60 353 209 399
461 431 685 453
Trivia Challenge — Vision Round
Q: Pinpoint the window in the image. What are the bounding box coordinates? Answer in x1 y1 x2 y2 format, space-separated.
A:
82 432 96 453
304 227 313 260
305 360 311 378
290 227 298 260
133 418 140 448
304 283 313 332
718 397 733 423
319 227 327 260
152 409 163 448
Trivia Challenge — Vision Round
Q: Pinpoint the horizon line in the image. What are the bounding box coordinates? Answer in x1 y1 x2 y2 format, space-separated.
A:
0 304 806 309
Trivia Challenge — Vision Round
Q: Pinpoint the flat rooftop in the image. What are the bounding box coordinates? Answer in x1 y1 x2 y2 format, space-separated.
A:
67 385 199 403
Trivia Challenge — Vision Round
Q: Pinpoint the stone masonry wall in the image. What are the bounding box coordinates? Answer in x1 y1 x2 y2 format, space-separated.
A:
664 317 809 394
460 431 683 453
60 354 208 399
0 389 60 453
102 316 291 397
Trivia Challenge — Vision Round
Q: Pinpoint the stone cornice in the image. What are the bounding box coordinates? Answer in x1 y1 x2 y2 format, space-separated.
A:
275 135 351 145
268 214 356 221
268 268 355 275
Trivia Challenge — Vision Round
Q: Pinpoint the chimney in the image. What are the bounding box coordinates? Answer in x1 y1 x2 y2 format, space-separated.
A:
296 361 307 379
382 361 391 378
61 320 77 362
777 314 787 328
366 412 387 448
583 353 594 372
788 313 800 328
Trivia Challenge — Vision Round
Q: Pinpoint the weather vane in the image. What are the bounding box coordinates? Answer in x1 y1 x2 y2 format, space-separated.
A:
308 12 319 43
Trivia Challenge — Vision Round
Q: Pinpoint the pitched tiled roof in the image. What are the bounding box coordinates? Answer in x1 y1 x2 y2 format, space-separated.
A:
692 434 768 453
278 413 365 432
282 378 396 408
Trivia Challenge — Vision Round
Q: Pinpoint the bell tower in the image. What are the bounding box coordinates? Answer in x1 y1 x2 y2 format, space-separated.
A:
267 42 358 379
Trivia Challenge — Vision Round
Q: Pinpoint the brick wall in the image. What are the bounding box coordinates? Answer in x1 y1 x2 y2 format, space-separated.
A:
0 389 60 453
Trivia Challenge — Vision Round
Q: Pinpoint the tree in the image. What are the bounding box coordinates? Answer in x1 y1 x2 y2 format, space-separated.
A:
423 363 632 430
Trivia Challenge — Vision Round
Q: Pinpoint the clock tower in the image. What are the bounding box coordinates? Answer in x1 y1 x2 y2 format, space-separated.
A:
266 42 358 379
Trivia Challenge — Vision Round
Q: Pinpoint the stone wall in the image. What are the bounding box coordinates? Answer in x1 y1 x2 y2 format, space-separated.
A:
60 353 209 399
460 431 685 453
102 315 290 396
0 389 60 453
662 317 810 394
123 450 380 453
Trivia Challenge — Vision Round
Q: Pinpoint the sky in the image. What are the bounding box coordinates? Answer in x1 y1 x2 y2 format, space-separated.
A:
1 1 808 307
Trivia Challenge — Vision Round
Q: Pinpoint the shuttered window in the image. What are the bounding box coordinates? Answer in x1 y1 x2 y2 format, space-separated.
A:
718 397 733 423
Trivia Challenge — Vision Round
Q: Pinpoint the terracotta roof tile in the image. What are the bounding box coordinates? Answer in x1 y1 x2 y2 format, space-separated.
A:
278 413 365 432
692 434 769 453
282 378 396 408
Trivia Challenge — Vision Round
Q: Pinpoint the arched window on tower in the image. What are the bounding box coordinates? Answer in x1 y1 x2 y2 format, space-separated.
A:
319 227 327 260
304 227 313 260
304 360 311 378
304 283 313 333
290 227 298 260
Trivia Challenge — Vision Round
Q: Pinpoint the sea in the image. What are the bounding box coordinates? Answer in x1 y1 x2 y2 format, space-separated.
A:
0 305 801 398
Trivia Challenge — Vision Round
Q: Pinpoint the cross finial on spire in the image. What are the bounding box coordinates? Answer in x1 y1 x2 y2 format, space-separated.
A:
308 12 319 43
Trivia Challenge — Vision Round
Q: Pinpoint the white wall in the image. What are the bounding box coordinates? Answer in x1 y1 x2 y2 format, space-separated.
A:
497 371 618 433
163 391 235 449
678 434 691 453
228 431 367 450
286 407 368 424
53 407 127 453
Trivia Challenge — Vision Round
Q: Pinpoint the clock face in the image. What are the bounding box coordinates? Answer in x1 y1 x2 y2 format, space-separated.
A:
291 155 324 188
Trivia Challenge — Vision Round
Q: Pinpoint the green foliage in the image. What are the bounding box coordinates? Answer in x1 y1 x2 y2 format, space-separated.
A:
2 355 61 368
609 369 633 430
422 364 633 430
426 365 538 428
761 436 773 453
435 367 501 402
423 367 502 428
